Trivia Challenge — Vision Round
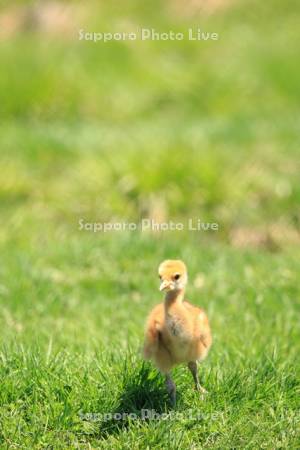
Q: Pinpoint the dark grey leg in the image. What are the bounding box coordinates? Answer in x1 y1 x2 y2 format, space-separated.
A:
165 373 176 406
188 361 207 394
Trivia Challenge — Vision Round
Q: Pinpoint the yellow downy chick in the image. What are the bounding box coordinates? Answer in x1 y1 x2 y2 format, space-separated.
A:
143 260 212 405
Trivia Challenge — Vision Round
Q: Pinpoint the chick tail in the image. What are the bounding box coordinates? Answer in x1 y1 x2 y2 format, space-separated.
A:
143 322 160 360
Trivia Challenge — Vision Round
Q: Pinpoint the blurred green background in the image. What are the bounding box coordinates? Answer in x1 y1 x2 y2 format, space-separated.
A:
0 0 299 241
0 1 299 448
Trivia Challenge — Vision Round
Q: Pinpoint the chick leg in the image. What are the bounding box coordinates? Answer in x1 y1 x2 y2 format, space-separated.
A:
165 373 176 406
188 361 207 394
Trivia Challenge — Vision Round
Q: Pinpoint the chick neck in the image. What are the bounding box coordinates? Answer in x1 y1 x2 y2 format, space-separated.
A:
164 288 185 310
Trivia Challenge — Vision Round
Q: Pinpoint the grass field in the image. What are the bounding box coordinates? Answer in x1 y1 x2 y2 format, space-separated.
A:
0 0 300 448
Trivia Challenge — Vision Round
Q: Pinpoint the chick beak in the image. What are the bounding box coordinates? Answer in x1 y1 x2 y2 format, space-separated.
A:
159 280 172 291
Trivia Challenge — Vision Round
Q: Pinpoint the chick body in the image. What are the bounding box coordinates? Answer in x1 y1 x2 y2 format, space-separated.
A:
143 260 212 403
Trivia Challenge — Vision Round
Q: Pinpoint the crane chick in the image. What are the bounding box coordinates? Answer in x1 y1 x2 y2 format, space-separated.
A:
143 260 212 405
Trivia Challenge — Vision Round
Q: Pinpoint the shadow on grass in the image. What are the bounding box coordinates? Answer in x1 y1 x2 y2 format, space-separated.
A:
80 362 175 439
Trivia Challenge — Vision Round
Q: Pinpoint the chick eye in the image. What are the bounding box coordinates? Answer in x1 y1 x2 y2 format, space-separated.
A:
159 275 162 279
174 274 180 280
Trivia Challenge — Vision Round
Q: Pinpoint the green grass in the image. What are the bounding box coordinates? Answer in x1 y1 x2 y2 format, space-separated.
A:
0 236 299 448
0 0 300 448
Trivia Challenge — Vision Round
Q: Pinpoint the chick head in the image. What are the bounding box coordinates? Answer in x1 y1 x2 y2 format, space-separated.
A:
158 259 188 292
